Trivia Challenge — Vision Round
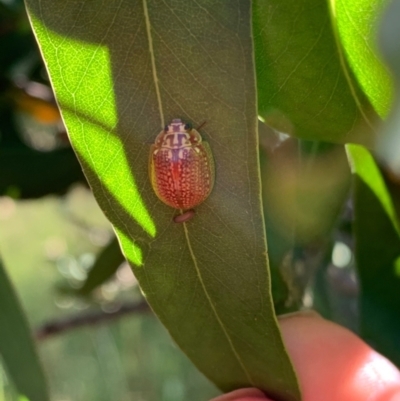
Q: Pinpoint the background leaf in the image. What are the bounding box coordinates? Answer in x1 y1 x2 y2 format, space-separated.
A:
347 144 400 366
0 257 49 401
25 1 301 399
334 0 393 118
77 236 125 296
253 0 379 145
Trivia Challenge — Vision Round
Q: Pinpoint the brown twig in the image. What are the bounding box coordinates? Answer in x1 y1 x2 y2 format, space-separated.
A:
35 300 150 341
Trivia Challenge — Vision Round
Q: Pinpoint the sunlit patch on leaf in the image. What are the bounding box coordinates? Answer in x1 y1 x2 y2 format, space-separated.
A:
30 16 156 238
393 256 400 277
347 144 399 234
114 227 143 266
333 0 394 118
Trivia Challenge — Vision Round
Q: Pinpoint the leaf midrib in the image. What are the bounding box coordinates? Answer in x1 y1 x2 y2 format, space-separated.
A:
183 223 255 385
143 0 256 384
143 0 165 128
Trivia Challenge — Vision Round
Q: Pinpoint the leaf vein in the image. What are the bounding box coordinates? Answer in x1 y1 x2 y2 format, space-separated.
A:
143 0 164 128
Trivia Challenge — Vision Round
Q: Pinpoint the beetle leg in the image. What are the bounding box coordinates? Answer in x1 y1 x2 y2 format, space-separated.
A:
196 121 207 131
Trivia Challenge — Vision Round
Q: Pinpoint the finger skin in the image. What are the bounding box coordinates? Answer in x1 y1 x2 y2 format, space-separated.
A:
210 315 400 401
279 314 400 401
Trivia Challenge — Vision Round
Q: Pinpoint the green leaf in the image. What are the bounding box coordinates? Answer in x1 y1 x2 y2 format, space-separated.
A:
253 0 379 145
0 258 49 401
334 0 394 118
77 237 125 296
346 144 400 366
25 1 301 399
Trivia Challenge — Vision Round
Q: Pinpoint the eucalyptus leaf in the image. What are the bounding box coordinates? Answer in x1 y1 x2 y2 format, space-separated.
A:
25 1 300 399
253 0 379 145
347 144 400 366
0 258 49 401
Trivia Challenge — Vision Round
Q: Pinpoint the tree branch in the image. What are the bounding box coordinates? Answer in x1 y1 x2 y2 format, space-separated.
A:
35 300 150 341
